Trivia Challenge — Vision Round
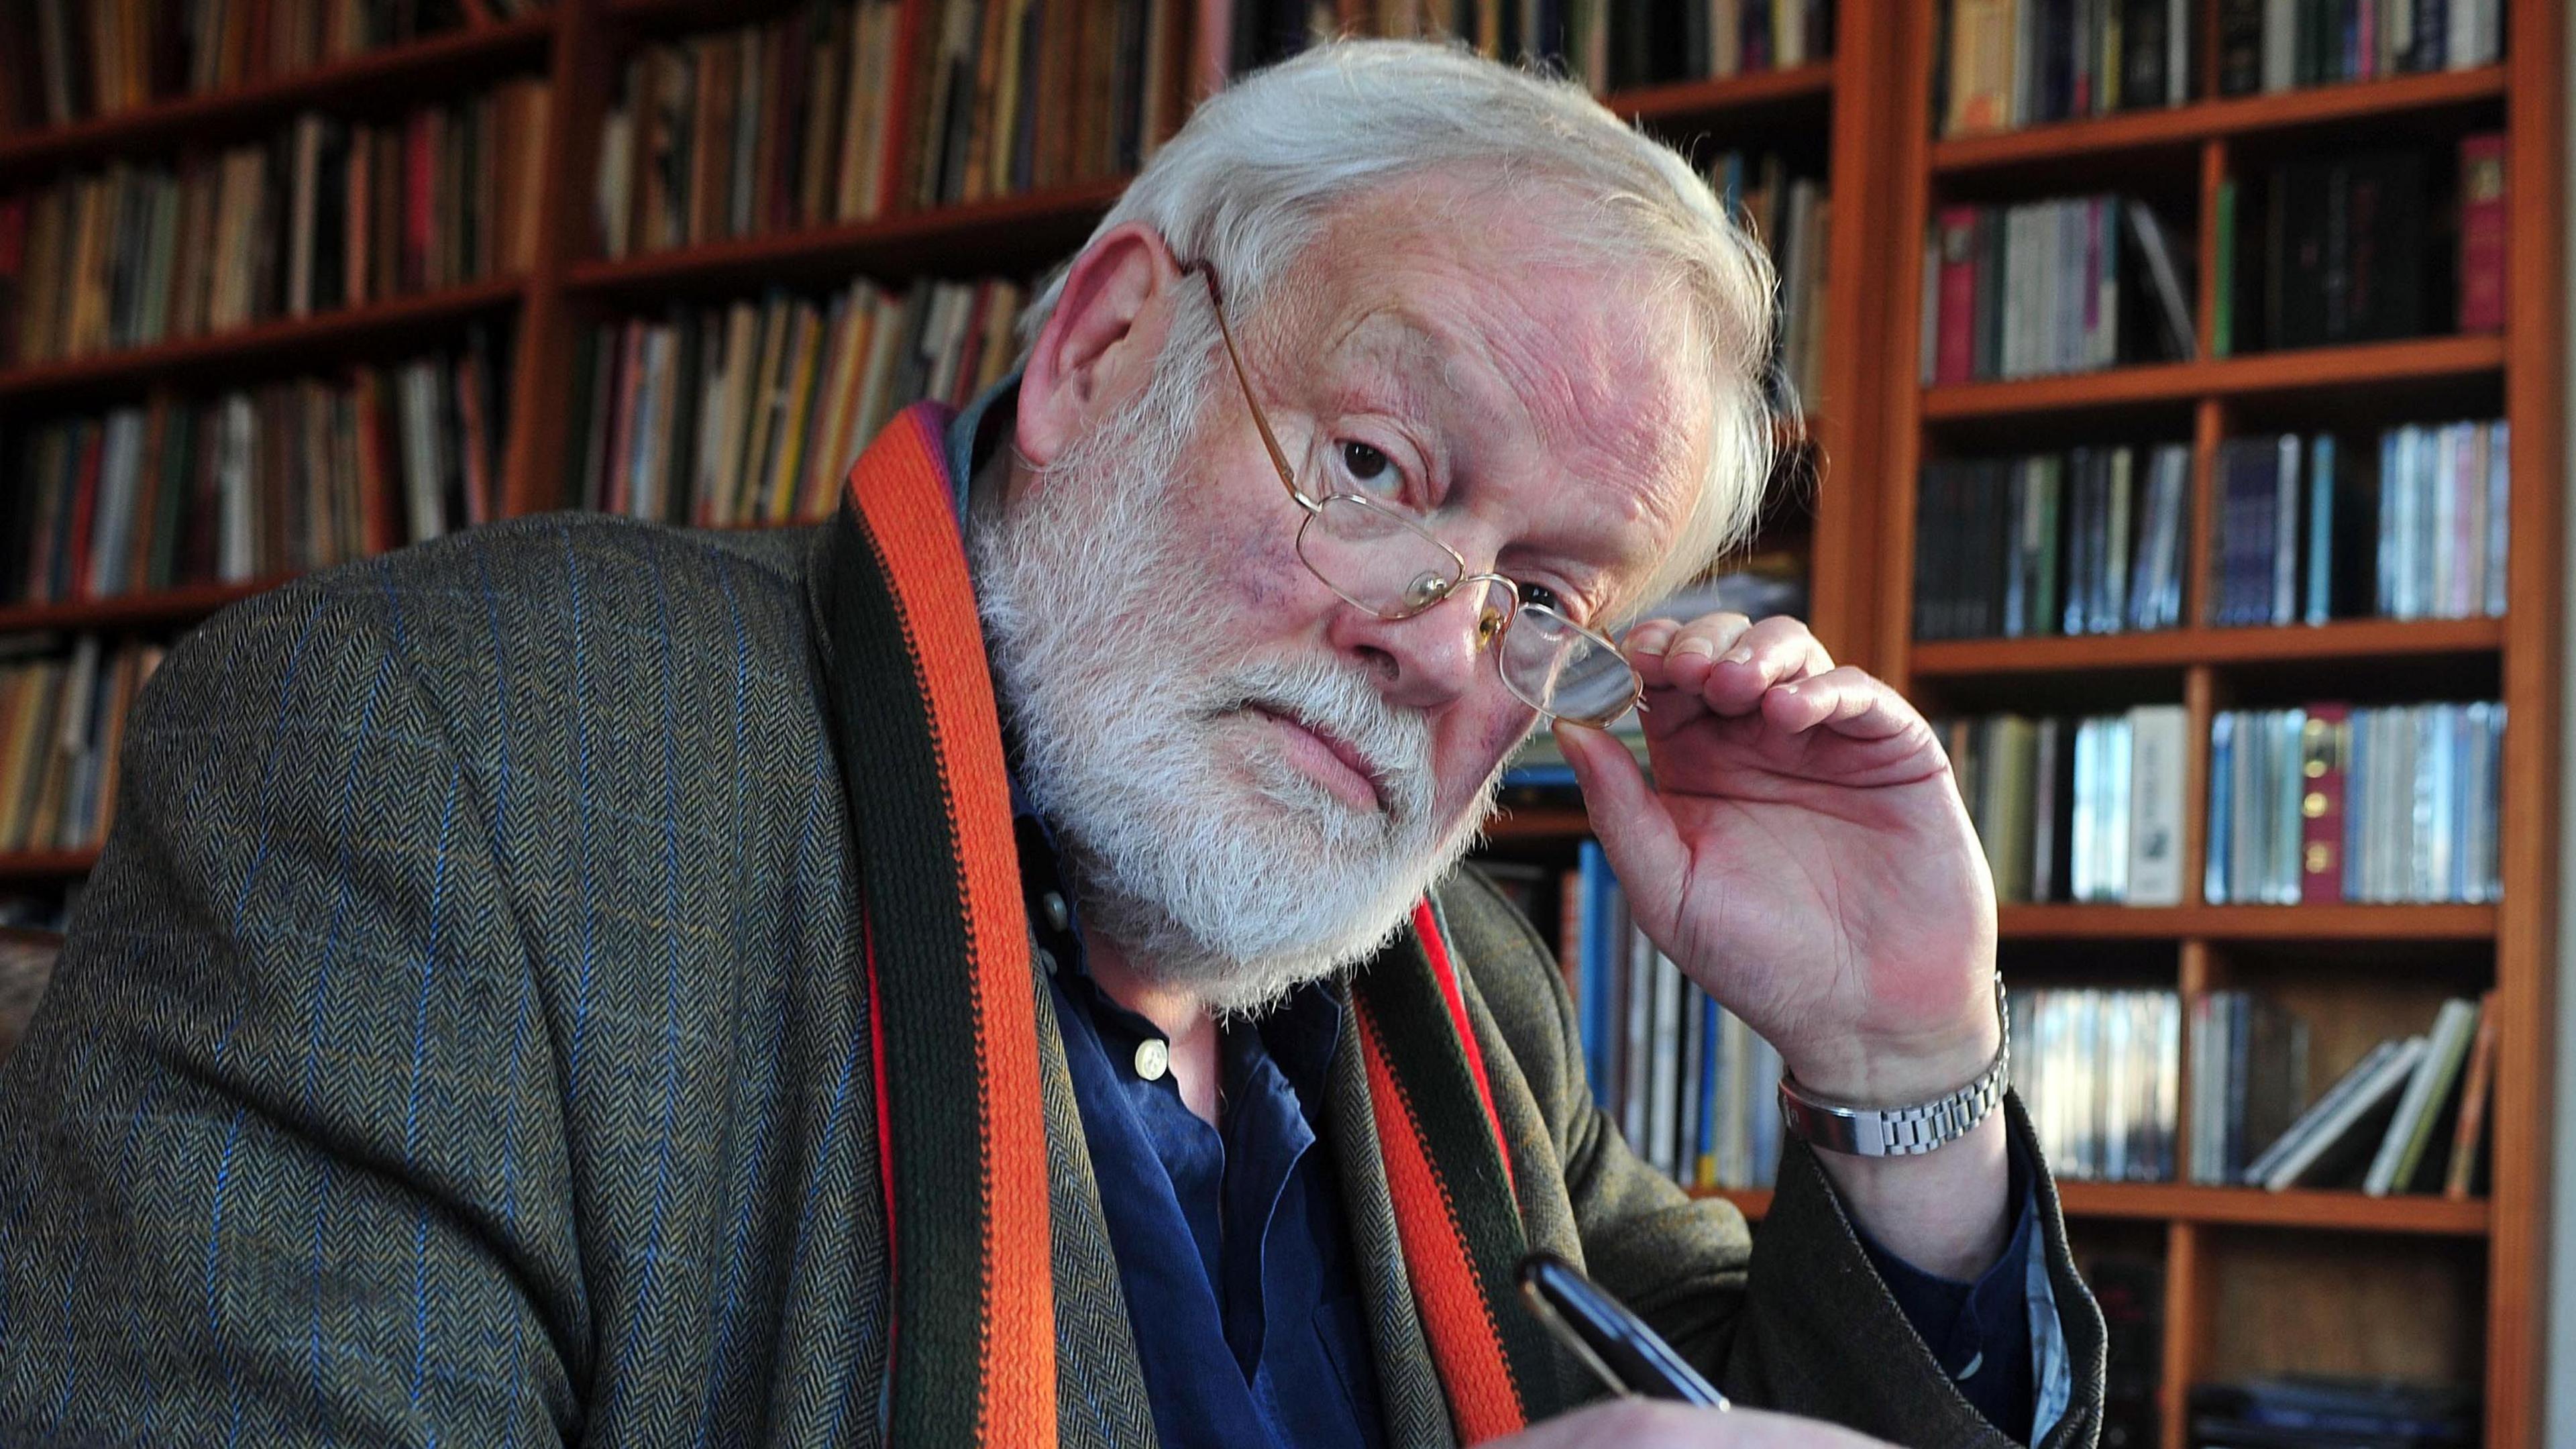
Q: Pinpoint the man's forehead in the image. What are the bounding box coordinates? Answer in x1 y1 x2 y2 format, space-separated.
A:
1307 280 1704 506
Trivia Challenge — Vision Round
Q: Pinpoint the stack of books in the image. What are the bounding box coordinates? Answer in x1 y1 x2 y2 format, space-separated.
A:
1939 705 2189 905
0 0 533 129
2215 0 2504 97
1921 195 2194 384
904 0 1185 210
596 2 910 254
1356 0 1831 93
571 276 1024 527
0 635 166 857
2 329 510 601
2206 702 2504 906
2237 991 2496 1197
2185 989 2308 1184
1560 842 1784 1191
2006 985 2182 1182
1913 442 2190 640
0 80 551 368
1938 0 2196 137
2208 421 2508 628
2216 138 2504 356
1711 152 1829 412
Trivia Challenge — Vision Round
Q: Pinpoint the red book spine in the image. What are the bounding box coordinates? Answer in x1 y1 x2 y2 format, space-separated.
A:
2443 989 2500 1199
405 110 435 295
1935 205 1980 386
2299 703 2350 903
354 368 397 557
2457 133 2507 334
66 424 102 601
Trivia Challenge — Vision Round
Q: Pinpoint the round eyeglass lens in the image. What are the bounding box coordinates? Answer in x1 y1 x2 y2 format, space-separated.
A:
1297 493 1462 619
1500 608 1640 726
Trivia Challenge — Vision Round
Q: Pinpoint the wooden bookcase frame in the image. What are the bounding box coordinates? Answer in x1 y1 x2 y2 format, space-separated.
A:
0 0 2557 1440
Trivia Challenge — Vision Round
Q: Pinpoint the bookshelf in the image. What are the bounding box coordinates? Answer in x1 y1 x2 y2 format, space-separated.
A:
0 1 2559 1444
1858 2 2560 1446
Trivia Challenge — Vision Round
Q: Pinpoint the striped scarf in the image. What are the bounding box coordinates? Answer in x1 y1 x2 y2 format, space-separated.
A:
816 400 1562 1445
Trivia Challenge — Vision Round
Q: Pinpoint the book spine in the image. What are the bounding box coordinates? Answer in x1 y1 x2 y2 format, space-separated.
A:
2299 702 2349 902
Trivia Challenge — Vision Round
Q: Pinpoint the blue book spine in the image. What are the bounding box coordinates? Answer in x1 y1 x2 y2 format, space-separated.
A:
1696 996 1722 1184
2304 434 2335 624
1577 840 1613 1098
2206 712 2235 904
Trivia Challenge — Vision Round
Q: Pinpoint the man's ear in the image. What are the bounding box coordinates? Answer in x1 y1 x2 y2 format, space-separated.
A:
1016 222 1183 470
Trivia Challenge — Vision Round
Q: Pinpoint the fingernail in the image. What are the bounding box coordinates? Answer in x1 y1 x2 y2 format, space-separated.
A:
1722 646 1754 664
1670 638 1715 659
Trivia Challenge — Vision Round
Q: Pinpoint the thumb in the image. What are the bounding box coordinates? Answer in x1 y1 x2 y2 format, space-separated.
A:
1555 720 1688 927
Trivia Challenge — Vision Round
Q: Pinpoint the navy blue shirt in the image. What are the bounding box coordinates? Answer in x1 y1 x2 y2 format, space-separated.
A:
946 380 2043 1447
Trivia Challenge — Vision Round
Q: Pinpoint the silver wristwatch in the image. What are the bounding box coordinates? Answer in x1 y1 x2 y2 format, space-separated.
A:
1774 975 2010 1157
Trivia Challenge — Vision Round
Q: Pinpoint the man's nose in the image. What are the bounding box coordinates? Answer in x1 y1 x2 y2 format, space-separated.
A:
1326 585 1495 714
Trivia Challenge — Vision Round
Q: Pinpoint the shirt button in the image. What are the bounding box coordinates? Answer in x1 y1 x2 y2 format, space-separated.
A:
1040 891 1071 932
1133 1038 1170 1082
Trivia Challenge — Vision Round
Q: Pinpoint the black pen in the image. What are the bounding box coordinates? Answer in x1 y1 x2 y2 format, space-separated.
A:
1516 1252 1732 1410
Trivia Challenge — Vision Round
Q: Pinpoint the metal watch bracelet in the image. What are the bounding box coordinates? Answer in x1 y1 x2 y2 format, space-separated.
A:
1773 975 2010 1157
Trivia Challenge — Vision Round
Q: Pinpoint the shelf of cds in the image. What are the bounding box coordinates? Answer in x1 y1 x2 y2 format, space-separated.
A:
1879 1 2559 1444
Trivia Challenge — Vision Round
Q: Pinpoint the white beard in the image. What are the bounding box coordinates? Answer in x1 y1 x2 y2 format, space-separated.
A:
970 360 1503 1017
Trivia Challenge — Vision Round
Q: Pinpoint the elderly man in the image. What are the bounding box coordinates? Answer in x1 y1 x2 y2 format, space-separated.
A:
0 39 2100 1449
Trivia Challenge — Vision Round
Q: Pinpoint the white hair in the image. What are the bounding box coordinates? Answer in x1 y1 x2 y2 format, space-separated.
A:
1018 36 1782 612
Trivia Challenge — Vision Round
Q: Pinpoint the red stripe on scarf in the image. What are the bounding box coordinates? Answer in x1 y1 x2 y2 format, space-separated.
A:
1356 1002 1531 1444
846 405 1057 1445
1411 900 1515 1197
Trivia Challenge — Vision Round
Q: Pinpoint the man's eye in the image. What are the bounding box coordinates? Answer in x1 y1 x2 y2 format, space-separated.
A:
1337 441 1400 494
1517 581 1566 614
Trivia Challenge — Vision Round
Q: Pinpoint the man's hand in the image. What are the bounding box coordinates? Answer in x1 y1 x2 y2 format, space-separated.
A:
1495 1401 1900 1448
1556 612 1998 1108
1556 611 2013 1278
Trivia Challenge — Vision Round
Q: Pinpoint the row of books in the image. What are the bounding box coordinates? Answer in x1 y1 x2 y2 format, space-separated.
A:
2214 0 2505 97
1921 194 2194 384
2239 992 2494 1198
1711 153 1827 411
2217 138 2502 356
0 329 508 603
2209 421 2506 629
2188 1377 2476 1449
0 636 167 857
2206 702 2503 906
0 79 549 369
1945 705 2190 905
1558 842 1784 1191
905 0 1182 212
2184 989 2306 1185
1912 443 2190 641
0 0 532 131
570 276 1024 527
1939 0 2195 137
596 2 908 256
1934 0 2504 142
2008 986 2182 1183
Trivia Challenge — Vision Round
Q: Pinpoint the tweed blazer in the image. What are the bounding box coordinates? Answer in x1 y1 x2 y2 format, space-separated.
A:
0 508 2104 1448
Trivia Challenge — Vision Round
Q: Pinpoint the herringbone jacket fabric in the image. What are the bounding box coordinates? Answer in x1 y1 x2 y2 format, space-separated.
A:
0 508 2104 1448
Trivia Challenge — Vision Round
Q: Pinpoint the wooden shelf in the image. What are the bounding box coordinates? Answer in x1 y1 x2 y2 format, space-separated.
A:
0 16 556 181
0 278 527 405
1606 62 1835 127
565 179 1129 301
1931 66 2508 175
1997 903 2496 940
1921 335 2505 421
2052 1182 2491 1235
1483 807 1592 841
0 578 294 636
1697 1183 2488 1235
1910 617 2506 678
0 851 101 881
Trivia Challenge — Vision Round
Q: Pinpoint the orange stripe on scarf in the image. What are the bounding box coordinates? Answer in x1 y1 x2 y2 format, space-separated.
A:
845 410 1057 1444
1356 1002 1530 1444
